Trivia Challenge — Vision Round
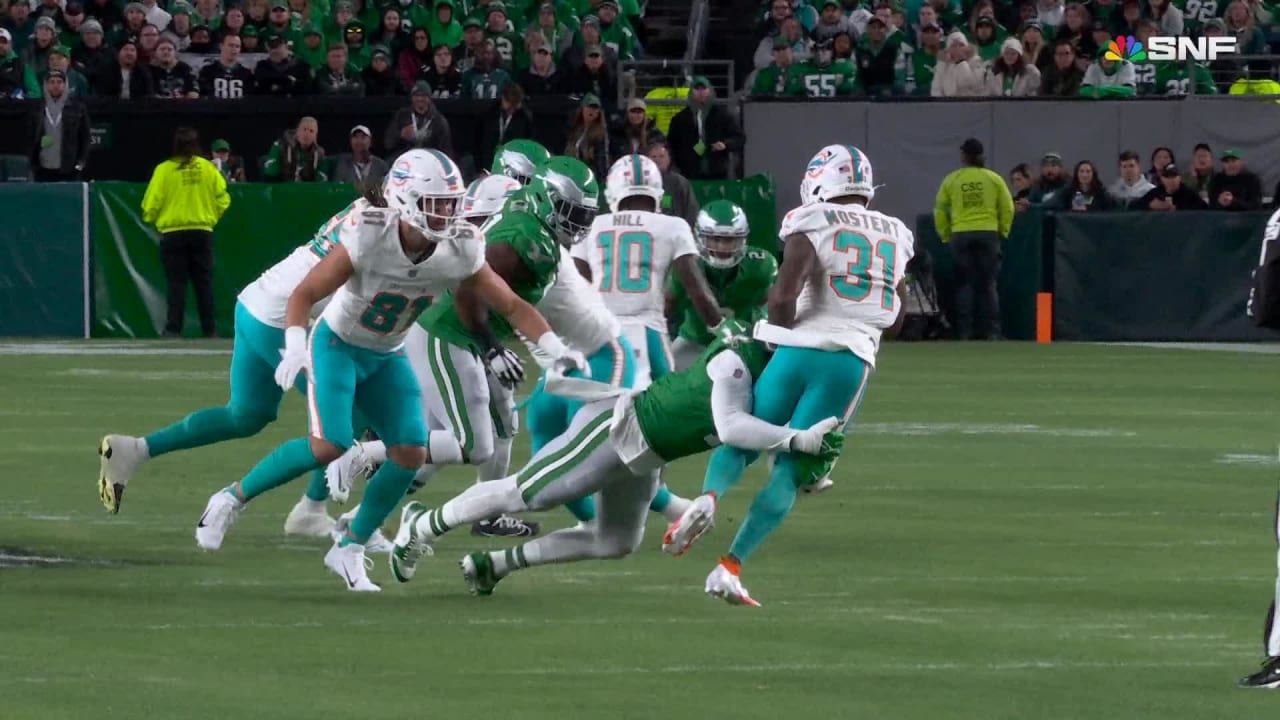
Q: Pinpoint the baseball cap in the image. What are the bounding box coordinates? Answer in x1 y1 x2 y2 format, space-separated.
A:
539 1 555 11
46 69 66 81
960 138 984 156
866 15 886 26
0 29 11 42
1090 18 1109 32
335 0 354 10
411 80 432 95
1021 19 1043 34
371 43 390 58
1160 163 1181 178
350 125 371 137
212 139 231 152
580 14 600 27
35 16 57 31
599 0 619 9
1042 151 1063 164
171 4 190 16
80 19 103 34
773 34 791 49
626 97 646 111
1221 148 1243 160
124 2 146 14
690 74 711 88
580 93 601 107
463 13 483 29
64 2 84 14
585 43 603 56
267 34 287 47
271 0 288 8
241 25 258 37
1204 17 1226 31
49 44 70 57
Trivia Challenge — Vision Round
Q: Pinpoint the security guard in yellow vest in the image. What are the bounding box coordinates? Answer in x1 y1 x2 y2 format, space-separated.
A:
933 138 1014 340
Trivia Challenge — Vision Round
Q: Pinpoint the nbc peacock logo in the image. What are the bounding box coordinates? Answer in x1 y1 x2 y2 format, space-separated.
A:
1105 36 1147 62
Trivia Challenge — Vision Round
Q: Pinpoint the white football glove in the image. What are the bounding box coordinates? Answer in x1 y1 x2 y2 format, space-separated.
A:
484 346 525 389
275 326 311 391
536 332 590 379
788 416 840 455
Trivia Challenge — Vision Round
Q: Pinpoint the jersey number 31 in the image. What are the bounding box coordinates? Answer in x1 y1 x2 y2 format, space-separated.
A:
830 230 896 311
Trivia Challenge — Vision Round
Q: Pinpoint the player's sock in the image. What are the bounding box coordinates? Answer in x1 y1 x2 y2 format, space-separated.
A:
477 436 513 482
648 484 673 513
144 406 266 458
303 468 329 502
236 438 321 502
702 445 756 498
418 477 523 538
565 495 596 522
488 542 540 578
340 459 417 545
726 458 799 563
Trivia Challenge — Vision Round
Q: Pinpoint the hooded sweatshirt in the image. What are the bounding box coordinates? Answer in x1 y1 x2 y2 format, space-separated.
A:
1080 57 1135 97
931 32 986 96
424 0 462 49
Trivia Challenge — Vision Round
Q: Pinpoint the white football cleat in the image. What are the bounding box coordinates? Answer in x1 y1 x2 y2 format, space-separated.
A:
324 539 381 592
705 560 761 607
662 493 716 556
389 501 434 583
325 444 373 504
333 505 393 554
283 498 336 537
97 435 148 514
801 476 835 495
195 490 244 551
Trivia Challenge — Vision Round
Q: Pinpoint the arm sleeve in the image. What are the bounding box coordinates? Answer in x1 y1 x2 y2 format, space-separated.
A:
141 165 164 225
212 165 230 218
707 351 797 452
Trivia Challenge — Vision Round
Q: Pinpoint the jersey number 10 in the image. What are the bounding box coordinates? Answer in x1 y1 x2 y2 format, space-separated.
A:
830 230 896 311
359 292 433 335
596 231 653 293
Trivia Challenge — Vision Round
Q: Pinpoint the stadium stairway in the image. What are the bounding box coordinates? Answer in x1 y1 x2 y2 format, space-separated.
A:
641 0 693 57
701 0 761 89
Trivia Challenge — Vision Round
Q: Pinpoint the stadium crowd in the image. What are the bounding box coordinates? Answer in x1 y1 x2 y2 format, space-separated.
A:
747 0 1280 97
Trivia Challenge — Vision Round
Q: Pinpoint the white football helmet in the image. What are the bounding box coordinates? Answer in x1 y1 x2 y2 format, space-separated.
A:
383 149 467 240
799 144 875 204
604 154 664 211
460 174 521 225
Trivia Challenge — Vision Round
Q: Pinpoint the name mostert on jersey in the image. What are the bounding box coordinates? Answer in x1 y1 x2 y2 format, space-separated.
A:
822 209 901 237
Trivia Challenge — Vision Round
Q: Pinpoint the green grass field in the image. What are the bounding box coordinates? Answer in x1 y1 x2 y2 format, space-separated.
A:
2 341 1279 719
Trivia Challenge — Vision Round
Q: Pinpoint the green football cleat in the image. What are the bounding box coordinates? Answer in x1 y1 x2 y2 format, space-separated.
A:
460 552 502 596
389 501 433 583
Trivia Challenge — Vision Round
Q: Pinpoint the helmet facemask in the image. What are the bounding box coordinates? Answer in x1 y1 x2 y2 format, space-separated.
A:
699 230 748 269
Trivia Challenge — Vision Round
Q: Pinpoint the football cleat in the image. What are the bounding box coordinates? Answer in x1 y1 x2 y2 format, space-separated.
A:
1239 656 1280 689
389 501 434 583
801 476 835 495
705 558 761 607
460 552 502 596
195 490 244 551
333 505 394 554
324 539 381 592
97 435 147 514
325 443 374 505
283 498 336 537
662 493 716 557
471 514 540 538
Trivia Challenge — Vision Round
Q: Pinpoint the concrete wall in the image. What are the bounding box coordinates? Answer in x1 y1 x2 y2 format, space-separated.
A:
743 98 1280 227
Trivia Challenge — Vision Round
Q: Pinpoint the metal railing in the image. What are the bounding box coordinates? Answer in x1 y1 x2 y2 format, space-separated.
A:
685 0 711 63
616 59 735 107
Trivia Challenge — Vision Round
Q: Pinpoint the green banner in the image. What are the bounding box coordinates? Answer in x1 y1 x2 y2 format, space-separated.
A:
1054 211 1280 342
693 175 777 253
92 182 358 338
914 210 1045 340
0 183 87 337
91 178 777 338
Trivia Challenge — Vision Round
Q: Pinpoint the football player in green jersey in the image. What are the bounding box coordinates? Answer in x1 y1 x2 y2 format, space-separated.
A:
790 38 860 97
668 200 778 371
491 138 552 184
388 327 842 594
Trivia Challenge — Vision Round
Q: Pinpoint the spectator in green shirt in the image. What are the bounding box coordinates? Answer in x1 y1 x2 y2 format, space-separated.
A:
596 0 637 60
910 22 942 94
343 20 372 69
485 1 522 68
296 24 327 70
425 0 462 49
970 16 1003 61
751 35 800 96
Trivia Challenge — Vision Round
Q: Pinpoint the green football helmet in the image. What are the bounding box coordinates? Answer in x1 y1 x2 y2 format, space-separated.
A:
695 199 749 269
525 156 600 246
492 140 552 185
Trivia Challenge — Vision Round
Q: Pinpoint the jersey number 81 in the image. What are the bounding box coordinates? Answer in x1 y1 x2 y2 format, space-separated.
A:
359 292 433 335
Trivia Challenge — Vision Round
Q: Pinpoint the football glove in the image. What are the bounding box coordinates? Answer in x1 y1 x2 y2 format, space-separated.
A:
275 326 310 391
536 332 591 379
484 346 525 390
788 417 840 455
710 317 752 348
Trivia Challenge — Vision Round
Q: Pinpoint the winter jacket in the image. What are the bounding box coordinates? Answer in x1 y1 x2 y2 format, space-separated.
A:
383 104 454 157
314 65 366 95
27 96 91 174
984 62 1041 96
254 57 312 96
0 50 31 97
94 62 155 98
610 119 665 160
396 46 432 92
519 65 569 95
1209 170 1263 211
659 168 699 228
329 153 389 185
478 105 535 173
1039 62 1084 96
262 132 327 182
1107 176 1156 208
363 64 400 95
931 53 987 96
666 93 744 181
422 65 461 98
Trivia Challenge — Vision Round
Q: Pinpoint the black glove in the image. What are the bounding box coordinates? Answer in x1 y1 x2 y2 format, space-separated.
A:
484 346 525 390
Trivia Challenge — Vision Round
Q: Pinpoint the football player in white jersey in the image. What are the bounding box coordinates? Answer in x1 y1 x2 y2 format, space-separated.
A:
323 172 546 538
666 144 915 606
96 199 371 536
191 150 582 592
571 154 724 388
